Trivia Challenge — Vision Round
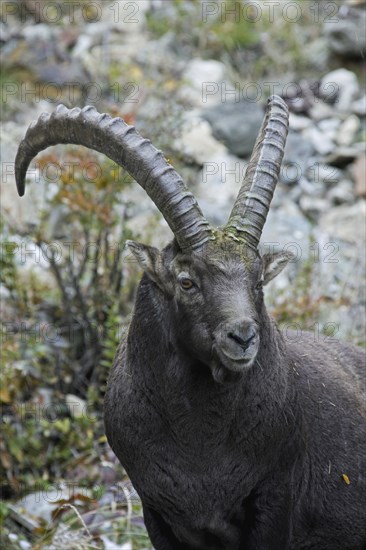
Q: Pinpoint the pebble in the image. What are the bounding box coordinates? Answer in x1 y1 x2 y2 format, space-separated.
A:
65 394 87 418
13 487 92 523
299 196 329 218
352 155 366 197
288 113 313 131
320 69 360 112
327 180 355 204
325 144 365 166
303 126 334 155
324 5 366 59
21 23 59 42
317 200 366 245
181 58 229 108
72 34 93 58
196 152 247 225
307 163 342 185
313 199 366 343
299 177 324 196
317 118 341 142
261 201 312 249
352 95 366 116
0 22 11 42
174 116 227 165
309 101 336 121
283 131 315 178
201 98 264 158
336 115 361 146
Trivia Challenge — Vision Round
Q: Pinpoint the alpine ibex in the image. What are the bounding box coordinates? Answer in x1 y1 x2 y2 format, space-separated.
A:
15 96 366 550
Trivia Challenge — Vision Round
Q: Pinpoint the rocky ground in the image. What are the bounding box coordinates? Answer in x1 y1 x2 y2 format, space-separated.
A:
1 1 365 549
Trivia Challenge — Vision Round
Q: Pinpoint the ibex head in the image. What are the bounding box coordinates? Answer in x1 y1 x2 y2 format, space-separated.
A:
15 96 292 382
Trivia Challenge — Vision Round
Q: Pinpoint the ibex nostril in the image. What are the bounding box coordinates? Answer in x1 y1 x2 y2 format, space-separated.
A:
228 330 256 350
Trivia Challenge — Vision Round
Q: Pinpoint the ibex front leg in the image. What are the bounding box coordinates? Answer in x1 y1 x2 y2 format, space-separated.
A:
143 506 195 550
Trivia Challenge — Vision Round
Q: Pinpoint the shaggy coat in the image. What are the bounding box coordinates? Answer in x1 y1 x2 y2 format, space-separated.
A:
105 244 366 550
13 99 365 550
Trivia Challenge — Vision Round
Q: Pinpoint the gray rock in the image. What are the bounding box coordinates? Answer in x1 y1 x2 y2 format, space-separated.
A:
313 201 366 342
324 143 365 166
352 154 366 197
134 33 181 71
43 524 91 550
316 200 365 270
306 163 342 186
299 196 329 219
288 113 313 131
174 115 227 165
327 180 354 204
261 201 312 255
283 129 315 175
303 37 329 71
282 131 315 183
317 118 341 142
260 201 313 296
319 69 359 111
309 101 337 121
21 23 60 42
281 163 303 186
324 5 366 59
0 21 12 43
14 486 92 523
299 177 324 197
72 34 94 58
65 394 87 418
99 535 131 550
336 114 361 146
180 58 231 108
196 153 247 226
201 99 263 158
37 61 89 87
303 126 334 155
0 284 11 300
352 95 366 116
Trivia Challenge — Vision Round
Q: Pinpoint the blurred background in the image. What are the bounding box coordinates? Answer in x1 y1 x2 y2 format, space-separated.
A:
0 0 365 548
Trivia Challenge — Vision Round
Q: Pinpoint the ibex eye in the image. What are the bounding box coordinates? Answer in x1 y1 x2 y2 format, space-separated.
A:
180 277 194 290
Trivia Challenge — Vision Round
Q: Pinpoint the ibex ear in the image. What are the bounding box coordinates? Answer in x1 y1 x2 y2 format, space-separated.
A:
125 240 165 288
261 251 295 285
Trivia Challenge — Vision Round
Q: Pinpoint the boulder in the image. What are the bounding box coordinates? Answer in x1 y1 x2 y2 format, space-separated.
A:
201 99 264 158
324 5 366 59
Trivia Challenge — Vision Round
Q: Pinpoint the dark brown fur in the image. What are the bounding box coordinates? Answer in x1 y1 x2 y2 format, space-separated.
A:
104 239 366 550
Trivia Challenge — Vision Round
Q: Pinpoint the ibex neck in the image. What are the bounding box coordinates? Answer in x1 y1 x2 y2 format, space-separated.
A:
129 278 288 429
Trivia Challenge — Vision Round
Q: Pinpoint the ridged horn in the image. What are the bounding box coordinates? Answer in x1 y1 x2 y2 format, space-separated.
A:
225 95 289 249
15 104 214 251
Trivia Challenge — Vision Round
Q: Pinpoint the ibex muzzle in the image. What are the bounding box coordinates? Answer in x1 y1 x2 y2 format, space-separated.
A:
216 319 259 367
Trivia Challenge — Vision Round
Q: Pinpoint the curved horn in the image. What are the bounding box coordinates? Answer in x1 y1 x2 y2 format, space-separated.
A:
15 105 214 251
225 95 289 249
